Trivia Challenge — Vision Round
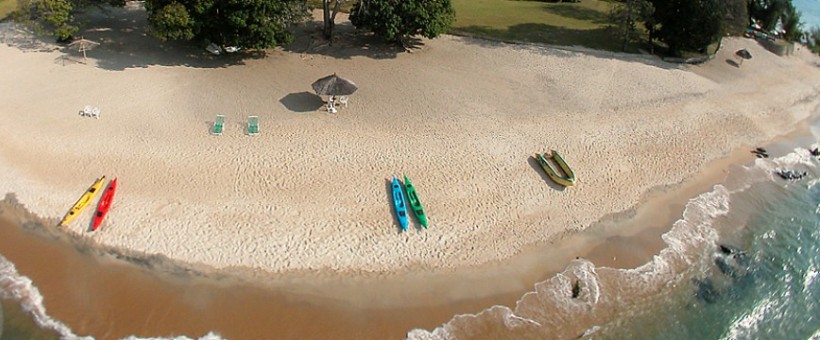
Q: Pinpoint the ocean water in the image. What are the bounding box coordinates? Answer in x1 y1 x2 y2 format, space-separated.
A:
1 143 818 339
409 143 820 339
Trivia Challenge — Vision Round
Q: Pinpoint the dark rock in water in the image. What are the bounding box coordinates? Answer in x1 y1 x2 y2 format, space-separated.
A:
693 278 720 303
719 244 734 255
751 148 769 158
776 169 807 181
715 244 751 279
571 280 581 299
715 256 735 277
810 148 820 156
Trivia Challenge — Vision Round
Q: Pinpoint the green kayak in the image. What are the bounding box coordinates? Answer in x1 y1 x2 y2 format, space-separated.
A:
403 176 429 228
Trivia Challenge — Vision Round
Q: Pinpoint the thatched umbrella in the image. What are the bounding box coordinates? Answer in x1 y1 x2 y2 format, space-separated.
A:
735 49 752 66
312 74 358 97
68 37 99 64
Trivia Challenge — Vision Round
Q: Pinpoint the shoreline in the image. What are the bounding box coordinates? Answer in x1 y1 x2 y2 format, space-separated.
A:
0 0 819 316
0 114 816 339
0 4 818 334
0 113 816 308
1 4 820 272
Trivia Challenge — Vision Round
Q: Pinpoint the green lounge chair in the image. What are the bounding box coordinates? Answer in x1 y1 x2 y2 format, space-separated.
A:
247 116 259 136
211 115 225 135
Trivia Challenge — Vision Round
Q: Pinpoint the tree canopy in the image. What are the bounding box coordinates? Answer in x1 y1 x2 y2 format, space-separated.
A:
651 0 725 55
748 0 803 41
349 0 455 43
13 0 125 39
144 0 309 49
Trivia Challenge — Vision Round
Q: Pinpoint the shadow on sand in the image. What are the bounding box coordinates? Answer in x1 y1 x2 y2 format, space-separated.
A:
451 23 680 71
0 6 422 70
282 18 421 60
527 155 567 192
280 92 325 113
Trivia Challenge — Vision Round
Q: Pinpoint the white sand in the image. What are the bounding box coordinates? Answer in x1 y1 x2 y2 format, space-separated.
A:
1 4 818 275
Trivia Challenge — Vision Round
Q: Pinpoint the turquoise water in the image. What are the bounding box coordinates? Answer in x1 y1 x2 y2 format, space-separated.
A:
2 147 818 339
595 157 820 339
410 141 819 339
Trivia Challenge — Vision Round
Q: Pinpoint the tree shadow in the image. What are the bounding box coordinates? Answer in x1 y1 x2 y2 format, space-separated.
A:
452 23 680 70
68 4 250 71
541 4 609 24
281 17 418 60
280 92 325 113
0 22 62 53
725 59 740 68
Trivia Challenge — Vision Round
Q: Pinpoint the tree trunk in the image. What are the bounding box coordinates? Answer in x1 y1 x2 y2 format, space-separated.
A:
322 0 332 38
322 0 344 42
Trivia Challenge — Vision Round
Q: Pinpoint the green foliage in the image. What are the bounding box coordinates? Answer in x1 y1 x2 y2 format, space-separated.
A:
651 0 724 55
608 0 651 51
145 0 309 49
807 27 820 55
722 0 748 36
749 0 790 32
779 3 802 41
147 1 193 40
11 0 126 39
450 0 621 51
350 0 455 43
14 0 77 39
748 0 803 41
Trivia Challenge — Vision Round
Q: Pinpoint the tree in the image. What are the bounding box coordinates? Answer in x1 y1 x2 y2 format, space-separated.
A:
609 0 652 52
145 0 309 49
749 0 790 32
321 0 346 40
806 27 820 55
146 1 194 41
13 0 124 39
779 3 802 41
349 0 455 44
14 0 76 39
652 0 725 55
722 0 748 36
639 1 657 53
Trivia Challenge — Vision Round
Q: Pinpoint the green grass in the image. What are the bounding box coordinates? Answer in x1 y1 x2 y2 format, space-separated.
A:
450 0 624 51
0 0 17 20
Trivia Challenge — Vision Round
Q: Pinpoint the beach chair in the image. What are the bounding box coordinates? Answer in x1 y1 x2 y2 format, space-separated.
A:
211 115 225 135
339 96 349 107
247 116 259 136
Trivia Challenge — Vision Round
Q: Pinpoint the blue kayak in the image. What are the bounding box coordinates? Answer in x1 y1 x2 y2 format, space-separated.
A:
391 177 409 231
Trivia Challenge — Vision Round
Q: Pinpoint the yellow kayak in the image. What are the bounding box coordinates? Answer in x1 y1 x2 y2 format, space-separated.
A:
59 176 106 226
535 151 576 187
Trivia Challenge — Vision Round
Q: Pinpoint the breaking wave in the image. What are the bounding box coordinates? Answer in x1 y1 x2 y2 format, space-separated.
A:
410 146 819 339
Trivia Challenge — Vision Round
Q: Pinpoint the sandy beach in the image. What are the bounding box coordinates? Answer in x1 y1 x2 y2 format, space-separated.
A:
1 1 819 283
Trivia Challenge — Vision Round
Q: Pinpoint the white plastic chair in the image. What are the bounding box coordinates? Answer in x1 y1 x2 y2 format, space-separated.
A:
339 96 349 107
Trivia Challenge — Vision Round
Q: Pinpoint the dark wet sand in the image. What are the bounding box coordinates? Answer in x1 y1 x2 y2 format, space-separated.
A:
0 121 815 339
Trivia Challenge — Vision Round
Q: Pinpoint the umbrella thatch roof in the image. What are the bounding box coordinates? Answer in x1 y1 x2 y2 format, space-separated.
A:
68 37 99 64
312 74 358 96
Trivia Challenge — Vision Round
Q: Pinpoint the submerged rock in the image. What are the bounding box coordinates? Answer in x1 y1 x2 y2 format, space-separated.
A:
693 278 720 304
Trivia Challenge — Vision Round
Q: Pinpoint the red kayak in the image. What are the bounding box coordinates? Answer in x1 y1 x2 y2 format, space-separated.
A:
92 178 118 231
